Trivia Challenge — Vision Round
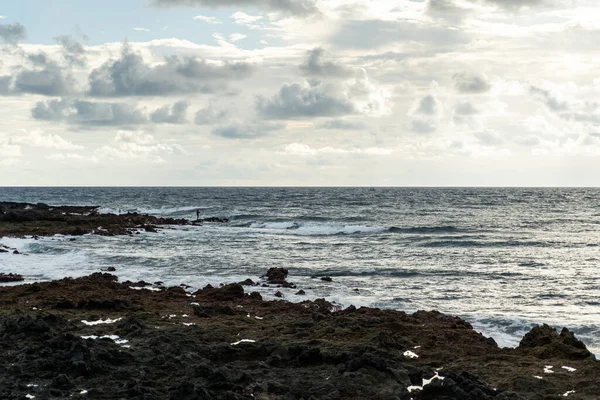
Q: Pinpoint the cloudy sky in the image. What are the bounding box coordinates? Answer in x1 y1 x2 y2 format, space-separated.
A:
1 0 599 186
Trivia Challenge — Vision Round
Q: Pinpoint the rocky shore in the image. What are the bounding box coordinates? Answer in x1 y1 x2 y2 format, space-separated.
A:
0 269 597 400
1 203 599 399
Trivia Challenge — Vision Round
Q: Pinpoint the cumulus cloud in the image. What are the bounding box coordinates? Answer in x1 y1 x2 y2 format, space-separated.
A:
97 130 184 164
258 72 388 120
453 72 491 93
0 22 26 44
530 85 569 112
151 0 320 17
454 101 478 116
13 61 78 96
10 130 83 150
299 48 354 78
194 104 229 125
32 98 148 126
0 141 22 157
257 81 355 119
150 100 190 123
88 43 253 97
474 131 503 146
417 94 438 115
193 15 221 24
231 11 262 25
54 35 87 67
411 119 437 134
212 121 284 139
427 0 472 24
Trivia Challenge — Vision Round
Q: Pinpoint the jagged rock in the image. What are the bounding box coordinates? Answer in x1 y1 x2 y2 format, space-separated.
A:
265 268 289 284
518 324 592 360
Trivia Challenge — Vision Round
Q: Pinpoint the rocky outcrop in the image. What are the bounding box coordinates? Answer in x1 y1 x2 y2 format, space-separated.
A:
0 202 189 237
0 272 598 399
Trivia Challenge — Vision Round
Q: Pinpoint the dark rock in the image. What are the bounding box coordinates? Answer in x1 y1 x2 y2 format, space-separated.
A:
239 278 255 286
106 266 116 272
201 284 244 301
321 276 333 282
518 323 592 359
193 304 235 318
296 290 306 295
12 250 19 254
274 291 283 298
0 273 24 282
265 268 289 285
249 292 263 301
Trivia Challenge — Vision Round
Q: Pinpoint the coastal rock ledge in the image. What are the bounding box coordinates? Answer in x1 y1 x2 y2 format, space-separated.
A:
0 273 598 399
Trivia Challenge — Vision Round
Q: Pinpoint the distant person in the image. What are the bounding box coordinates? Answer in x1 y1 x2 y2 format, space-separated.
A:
196 209 201 220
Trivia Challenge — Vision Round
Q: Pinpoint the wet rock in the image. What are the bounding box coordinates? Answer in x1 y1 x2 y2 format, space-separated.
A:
106 266 116 272
296 290 306 295
0 273 24 282
193 304 236 318
239 278 255 286
265 268 289 285
12 250 19 254
518 323 592 360
249 292 262 301
321 276 333 282
200 284 244 301
274 291 283 298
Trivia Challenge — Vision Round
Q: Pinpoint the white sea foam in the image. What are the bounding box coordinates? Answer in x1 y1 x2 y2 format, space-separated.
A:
231 339 256 345
245 221 386 236
562 366 576 372
81 318 122 326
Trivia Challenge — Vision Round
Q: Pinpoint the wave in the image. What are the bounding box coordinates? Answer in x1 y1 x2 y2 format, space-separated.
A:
388 226 465 234
97 205 209 217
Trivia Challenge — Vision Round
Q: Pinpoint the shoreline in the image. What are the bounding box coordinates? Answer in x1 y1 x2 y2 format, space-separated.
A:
1 202 599 398
0 270 598 399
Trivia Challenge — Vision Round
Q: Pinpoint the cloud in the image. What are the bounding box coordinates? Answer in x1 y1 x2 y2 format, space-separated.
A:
474 131 503 146
257 81 355 119
454 101 478 116
88 43 253 97
332 20 468 49
212 121 284 139
282 143 393 156
470 0 550 10
151 0 320 17
54 35 87 67
193 15 221 24
453 72 491 93
299 48 354 78
0 141 22 157
317 119 367 130
411 119 437 134
416 94 438 115
32 98 149 126
0 23 26 44
97 130 184 164
194 104 229 125
427 0 472 24
229 33 247 42
10 130 83 150
150 100 189 123
12 60 78 96
133 27 151 32
231 11 262 24
530 85 569 112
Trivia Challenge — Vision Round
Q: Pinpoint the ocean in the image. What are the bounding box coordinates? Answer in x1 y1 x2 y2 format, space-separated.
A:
1 187 599 354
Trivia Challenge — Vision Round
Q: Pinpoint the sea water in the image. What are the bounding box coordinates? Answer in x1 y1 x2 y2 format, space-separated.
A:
1 187 600 353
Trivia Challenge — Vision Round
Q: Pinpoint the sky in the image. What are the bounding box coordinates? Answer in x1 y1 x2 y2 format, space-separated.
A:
1 0 600 186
